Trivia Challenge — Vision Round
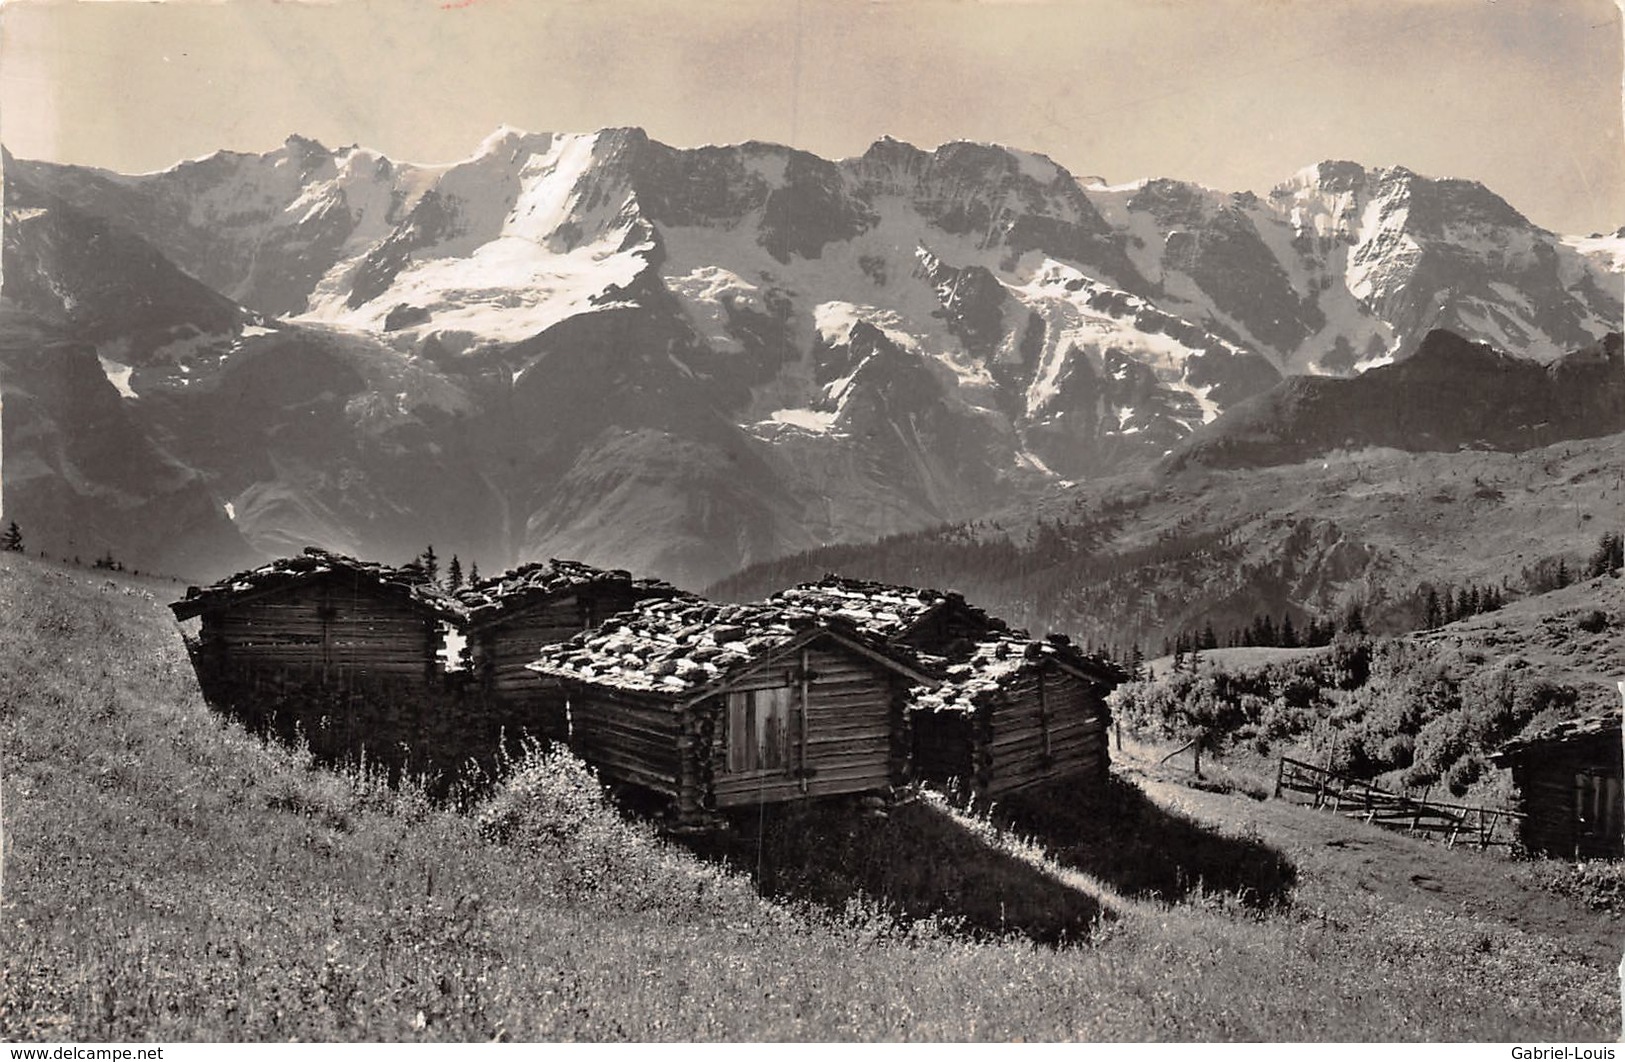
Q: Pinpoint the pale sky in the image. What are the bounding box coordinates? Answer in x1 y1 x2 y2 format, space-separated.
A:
2 0 1622 234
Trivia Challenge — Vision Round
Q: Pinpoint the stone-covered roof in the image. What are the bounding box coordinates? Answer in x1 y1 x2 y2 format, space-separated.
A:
1492 712 1623 763
527 596 932 701
770 575 997 640
170 547 464 622
910 632 1124 715
456 559 682 628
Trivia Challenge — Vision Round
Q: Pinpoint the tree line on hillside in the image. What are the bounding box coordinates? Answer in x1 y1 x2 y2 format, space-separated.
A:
1523 531 1623 593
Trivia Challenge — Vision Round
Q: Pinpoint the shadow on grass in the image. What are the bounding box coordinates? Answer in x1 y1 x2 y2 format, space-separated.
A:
985 774 1298 911
679 794 1110 947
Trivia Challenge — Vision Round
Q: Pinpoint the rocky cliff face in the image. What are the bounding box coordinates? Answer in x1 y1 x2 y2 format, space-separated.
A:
3 131 1620 585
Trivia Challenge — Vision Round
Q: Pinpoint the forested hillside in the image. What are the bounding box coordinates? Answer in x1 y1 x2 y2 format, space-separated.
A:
712 436 1625 659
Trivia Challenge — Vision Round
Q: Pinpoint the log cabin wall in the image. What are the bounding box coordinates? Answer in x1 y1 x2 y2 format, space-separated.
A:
566 688 686 801
197 573 443 682
184 573 495 784
469 584 668 744
702 642 906 810
1509 732 1623 859
980 666 1110 797
470 595 593 742
188 659 474 784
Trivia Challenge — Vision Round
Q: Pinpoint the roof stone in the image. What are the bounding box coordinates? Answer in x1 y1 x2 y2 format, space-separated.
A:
1493 712 1623 762
770 574 992 637
528 596 919 698
456 558 682 625
170 547 464 621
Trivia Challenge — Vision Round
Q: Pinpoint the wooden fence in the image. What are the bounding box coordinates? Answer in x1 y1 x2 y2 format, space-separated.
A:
1274 756 1523 850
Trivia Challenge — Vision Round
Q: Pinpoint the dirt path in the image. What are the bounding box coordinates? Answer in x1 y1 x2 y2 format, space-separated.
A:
1118 753 1624 970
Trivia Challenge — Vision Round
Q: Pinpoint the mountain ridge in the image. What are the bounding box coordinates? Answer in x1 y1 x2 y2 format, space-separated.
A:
3 128 1621 586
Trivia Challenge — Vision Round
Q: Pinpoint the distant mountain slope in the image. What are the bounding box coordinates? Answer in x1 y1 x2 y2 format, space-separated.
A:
4 130 1621 583
712 432 1625 655
1167 330 1625 471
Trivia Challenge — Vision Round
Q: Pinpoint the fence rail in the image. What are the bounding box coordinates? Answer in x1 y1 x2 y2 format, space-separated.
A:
1274 756 1523 850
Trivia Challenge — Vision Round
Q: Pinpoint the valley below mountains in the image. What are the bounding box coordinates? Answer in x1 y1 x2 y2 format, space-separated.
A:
1 128 1620 596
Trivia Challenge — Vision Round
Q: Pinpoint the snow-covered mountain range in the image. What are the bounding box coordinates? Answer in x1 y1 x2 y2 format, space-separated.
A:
2 129 1621 585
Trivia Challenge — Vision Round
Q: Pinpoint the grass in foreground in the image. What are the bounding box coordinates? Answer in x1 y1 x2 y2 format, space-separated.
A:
0 554 1616 1041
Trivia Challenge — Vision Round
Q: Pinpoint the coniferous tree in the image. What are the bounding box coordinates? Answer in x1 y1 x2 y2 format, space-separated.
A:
1423 586 1442 629
447 554 464 591
1344 602 1366 635
1200 621 1218 651
420 545 439 585
0 521 22 553
1588 531 1624 577
468 561 481 585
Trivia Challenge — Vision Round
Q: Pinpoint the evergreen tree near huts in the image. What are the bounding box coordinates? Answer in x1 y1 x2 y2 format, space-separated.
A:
468 560 481 585
1 521 22 553
447 554 464 591
420 545 439 585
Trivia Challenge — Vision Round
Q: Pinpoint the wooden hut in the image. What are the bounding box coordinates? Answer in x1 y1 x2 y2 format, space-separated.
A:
772 576 1122 795
908 632 1118 796
1491 714 1623 859
170 548 466 775
527 598 937 826
456 560 682 741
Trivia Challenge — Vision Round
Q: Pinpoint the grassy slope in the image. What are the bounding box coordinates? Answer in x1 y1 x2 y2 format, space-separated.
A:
0 553 1617 1041
1410 575 1625 692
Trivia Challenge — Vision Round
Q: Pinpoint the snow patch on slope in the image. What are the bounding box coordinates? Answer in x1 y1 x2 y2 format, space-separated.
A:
97 356 137 399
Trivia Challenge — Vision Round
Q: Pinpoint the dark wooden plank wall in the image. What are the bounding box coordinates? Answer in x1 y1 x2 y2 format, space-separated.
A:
198 575 441 679
1511 732 1624 858
705 644 902 809
982 668 1110 797
470 595 594 741
567 690 685 799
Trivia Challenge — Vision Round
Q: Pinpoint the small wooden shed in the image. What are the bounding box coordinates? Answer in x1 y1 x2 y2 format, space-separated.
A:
170 548 466 774
909 633 1118 796
527 598 937 826
1491 714 1623 859
456 560 681 741
772 576 1122 795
